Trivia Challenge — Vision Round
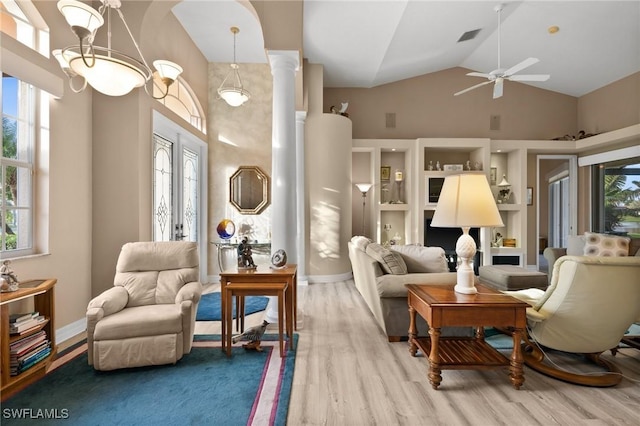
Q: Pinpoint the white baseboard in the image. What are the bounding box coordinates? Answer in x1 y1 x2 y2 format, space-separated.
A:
55 317 87 344
308 271 353 283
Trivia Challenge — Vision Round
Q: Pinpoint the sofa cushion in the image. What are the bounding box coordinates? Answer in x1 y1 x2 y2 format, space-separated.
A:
391 245 449 273
583 232 630 257
351 235 372 252
366 243 407 275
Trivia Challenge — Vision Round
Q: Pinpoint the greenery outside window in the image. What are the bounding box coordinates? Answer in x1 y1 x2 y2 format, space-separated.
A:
592 157 640 238
2 75 35 256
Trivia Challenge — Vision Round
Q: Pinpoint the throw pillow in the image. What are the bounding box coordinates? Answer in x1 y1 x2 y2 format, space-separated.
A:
391 245 449 273
365 243 407 275
583 232 630 257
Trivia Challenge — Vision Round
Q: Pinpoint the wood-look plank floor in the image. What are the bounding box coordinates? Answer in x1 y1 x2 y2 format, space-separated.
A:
199 279 640 425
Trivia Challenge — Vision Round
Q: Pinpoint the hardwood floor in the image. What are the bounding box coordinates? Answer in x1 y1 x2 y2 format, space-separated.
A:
201 279 640 425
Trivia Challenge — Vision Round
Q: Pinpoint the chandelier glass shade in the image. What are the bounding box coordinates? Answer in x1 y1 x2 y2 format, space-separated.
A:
54 0 182 98
217 27 251 107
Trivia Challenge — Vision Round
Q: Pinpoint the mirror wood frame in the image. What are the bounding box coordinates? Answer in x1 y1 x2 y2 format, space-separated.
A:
229 166 271 214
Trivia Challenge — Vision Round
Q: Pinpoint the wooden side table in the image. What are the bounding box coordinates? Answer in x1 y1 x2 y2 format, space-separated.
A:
406 283 528 390
220 265 297 357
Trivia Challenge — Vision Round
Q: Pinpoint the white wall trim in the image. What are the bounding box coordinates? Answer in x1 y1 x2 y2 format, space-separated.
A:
308 271 353 283
55 318 87 344
578 145 640 167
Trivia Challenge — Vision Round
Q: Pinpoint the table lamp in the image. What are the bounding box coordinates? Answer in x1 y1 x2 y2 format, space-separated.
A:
430 174 504 294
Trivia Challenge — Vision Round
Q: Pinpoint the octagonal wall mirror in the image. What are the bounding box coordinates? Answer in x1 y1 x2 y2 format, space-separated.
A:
229 166 271 214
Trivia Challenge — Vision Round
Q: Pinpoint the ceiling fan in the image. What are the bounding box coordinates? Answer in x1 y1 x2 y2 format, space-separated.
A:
454 4 550 99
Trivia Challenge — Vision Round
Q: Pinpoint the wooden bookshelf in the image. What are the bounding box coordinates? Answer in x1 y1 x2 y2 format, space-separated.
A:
1 279 57 401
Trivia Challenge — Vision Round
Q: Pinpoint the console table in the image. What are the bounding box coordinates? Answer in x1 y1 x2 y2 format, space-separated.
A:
406 283 528 390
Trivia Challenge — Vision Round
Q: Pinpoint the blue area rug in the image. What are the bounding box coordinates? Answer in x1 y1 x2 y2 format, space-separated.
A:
196 291 269 321
2 335 296 425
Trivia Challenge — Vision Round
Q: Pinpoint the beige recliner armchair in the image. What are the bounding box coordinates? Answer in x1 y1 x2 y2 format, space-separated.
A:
87 241 203 371
507 255 640 387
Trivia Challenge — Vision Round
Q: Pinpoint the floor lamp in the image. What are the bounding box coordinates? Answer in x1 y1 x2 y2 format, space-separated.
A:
430 174 504 294
355 183 373 236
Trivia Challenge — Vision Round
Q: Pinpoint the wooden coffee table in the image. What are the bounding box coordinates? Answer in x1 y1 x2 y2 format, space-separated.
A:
406 283 528 390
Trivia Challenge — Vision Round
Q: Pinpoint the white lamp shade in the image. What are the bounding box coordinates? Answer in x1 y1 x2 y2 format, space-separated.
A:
153 60 183 81
57 0 103 35
355 183 373 193
431 174 504 228
69 55 147 96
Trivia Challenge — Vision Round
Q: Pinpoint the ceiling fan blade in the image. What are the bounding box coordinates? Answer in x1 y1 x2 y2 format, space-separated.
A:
503 57 539 77
508 74 550 82
454 80 493 96
466 72 492 79
493 78 504 99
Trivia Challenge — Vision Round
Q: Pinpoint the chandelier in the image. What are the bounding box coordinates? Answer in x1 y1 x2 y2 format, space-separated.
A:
217 27 250 107
53 0 182 98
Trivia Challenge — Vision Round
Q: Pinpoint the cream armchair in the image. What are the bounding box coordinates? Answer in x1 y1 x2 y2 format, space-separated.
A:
507 255 640 387
87 241 203 371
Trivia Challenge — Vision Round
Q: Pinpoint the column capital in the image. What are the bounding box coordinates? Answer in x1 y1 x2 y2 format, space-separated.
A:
267 50 300 73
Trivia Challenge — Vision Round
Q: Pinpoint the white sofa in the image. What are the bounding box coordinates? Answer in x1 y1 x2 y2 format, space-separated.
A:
348 236 475 341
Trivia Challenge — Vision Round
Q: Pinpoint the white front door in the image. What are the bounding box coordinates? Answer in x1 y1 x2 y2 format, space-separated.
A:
153 134 201 242
152 111 208 281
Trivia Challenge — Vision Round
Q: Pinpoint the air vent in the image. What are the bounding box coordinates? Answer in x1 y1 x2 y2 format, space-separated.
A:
385 113 396 128
457 28 481 43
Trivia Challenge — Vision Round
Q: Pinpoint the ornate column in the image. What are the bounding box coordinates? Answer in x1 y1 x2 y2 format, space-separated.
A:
264 50 299 324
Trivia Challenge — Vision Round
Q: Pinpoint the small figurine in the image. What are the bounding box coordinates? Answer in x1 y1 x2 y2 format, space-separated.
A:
465 161 471 171
232 320 269 351
0 260 18 291
271 249 287 269
436 161 442 171
237 236 257 270
428 161 434 171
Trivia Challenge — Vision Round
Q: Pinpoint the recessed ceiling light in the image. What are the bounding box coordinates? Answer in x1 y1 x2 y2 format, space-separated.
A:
548 26 560 34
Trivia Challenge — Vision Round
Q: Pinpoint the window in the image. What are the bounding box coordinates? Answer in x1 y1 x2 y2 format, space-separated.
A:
1 0 49 56
592 157 640 238
153 77 206 134
0 1 51 259
1 75 35 256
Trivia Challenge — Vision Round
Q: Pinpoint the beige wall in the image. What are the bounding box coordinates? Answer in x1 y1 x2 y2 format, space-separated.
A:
325 67 578 141
208 62 273 276
578 72 640 134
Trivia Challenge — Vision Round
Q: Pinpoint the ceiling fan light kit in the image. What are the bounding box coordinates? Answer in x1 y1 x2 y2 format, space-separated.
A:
455 4 550 99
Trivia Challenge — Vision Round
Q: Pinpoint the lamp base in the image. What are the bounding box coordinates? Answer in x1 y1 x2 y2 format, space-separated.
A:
454 229 477 294
453 265 478 294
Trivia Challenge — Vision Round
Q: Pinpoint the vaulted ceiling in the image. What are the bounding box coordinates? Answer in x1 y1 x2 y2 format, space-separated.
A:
173 0 640 98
